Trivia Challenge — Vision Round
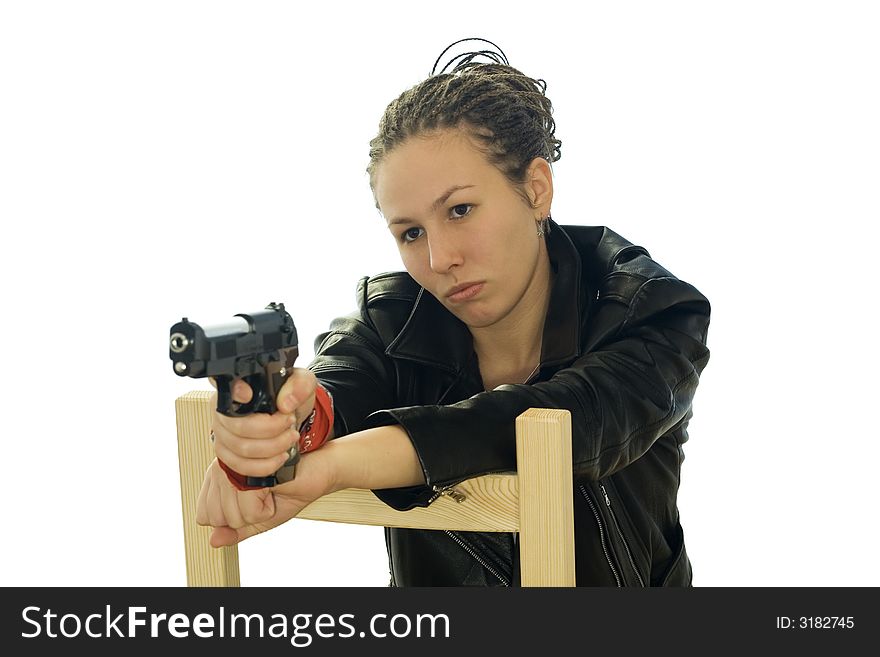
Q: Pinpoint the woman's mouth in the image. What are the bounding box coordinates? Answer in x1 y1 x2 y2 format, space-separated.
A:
446 282 485 302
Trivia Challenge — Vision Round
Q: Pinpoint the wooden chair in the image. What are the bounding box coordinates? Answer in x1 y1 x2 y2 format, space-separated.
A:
175 390 575 587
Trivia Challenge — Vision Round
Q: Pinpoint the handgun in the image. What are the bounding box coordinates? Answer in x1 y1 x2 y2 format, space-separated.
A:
169 301 300 487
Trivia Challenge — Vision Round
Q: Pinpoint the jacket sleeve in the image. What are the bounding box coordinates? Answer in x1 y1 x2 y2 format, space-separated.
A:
361 274 711 507
307 311 399 440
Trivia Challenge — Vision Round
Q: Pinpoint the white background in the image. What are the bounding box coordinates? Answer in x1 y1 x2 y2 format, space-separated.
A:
1 1 877 587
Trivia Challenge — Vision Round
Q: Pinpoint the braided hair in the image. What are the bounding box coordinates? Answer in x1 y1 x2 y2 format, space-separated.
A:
367 38 562 210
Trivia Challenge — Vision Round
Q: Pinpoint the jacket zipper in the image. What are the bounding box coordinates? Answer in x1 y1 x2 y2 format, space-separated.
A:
599 483 645 587
426 466 515 504
428 484 467 504
578 483 622 587
431 482 512 586
443 530 511 587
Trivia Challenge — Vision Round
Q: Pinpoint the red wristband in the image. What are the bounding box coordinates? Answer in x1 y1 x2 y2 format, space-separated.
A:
217 458 267 491
298 383 334 453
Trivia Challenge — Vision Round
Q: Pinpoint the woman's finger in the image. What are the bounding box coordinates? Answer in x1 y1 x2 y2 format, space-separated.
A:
232 379 253 404
219 477 246 530
238 488 276 526
205 471 228 528
195 467 211 526
215 407 294 440
213 422 297 460
213 435 294 477
209 503 282 548
210 526 241 548
277 368 317 416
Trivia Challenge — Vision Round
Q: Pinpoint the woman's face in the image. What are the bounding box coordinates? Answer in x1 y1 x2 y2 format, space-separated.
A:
373 128 552 330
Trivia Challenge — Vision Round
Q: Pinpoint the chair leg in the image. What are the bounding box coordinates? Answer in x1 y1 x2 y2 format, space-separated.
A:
176 392 240 587
516 408 576 586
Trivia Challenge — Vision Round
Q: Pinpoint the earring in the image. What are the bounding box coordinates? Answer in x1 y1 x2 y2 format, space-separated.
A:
536 214 551 237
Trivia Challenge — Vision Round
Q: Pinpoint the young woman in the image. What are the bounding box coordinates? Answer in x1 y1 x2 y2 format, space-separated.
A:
197 38 711 587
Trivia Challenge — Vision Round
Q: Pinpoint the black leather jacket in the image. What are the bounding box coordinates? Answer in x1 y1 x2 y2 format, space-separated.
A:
309 220 711 586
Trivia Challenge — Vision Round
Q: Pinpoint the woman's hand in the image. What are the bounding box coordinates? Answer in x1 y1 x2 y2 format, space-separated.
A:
211 368 319 478
194 367 331 547
195 447 337 547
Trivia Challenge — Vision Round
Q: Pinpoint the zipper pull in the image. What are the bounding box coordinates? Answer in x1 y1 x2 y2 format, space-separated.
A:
600 483 611 506
432 484 467 503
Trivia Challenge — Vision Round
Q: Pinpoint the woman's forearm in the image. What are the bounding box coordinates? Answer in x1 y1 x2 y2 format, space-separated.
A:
311 424 425 493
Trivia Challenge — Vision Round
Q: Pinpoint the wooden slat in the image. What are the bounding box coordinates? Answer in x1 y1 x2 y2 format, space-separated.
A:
516 408 575 586
298 473 519 531
175 391 239 586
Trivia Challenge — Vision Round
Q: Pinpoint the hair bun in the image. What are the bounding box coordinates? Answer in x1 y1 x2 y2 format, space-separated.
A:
431 37 510 76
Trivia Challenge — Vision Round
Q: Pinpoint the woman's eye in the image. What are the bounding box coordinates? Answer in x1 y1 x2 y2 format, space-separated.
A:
450 204 472 219
399 205 471 244
402 227 423 243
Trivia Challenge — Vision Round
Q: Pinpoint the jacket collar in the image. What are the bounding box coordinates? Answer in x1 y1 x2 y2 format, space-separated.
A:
385 219 583 373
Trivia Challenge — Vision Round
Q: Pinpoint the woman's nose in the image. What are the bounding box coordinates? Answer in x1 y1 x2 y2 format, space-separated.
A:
427 231 464 273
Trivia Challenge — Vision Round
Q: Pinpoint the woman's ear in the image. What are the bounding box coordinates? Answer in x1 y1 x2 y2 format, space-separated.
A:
525 156 553 214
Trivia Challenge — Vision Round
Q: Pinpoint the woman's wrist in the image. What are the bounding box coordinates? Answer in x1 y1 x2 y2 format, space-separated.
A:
293 441 343 498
